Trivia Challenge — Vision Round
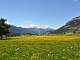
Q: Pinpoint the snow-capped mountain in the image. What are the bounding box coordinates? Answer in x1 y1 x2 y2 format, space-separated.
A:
21 24 53 29
9 24 55 35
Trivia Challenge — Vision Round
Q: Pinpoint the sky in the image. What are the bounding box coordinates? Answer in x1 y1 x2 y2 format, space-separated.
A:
0 0 80 29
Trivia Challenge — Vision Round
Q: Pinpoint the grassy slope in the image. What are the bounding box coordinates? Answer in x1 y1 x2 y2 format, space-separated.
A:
0 34 80 60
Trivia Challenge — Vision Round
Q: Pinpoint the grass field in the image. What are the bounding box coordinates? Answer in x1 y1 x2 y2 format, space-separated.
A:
0 34 80 60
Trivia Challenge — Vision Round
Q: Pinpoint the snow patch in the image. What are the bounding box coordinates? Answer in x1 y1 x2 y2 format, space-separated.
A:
21 24 53 29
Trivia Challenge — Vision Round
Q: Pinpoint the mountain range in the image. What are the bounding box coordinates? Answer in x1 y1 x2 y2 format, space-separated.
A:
9 24 55 35
53 16 80 34
9 16 80 35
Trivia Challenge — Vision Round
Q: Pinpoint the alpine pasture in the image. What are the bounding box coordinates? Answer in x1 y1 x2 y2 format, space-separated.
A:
0 34 80 60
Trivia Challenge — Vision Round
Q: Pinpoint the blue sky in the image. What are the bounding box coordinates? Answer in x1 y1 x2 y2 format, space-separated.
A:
0 0 80 29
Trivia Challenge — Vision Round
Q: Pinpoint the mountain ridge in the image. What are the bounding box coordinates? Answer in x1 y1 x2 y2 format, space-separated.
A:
21 24 53 29
9 24 55 35
53 16 80 34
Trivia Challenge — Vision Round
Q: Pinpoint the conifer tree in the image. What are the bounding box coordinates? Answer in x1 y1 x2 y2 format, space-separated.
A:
0 18 11 40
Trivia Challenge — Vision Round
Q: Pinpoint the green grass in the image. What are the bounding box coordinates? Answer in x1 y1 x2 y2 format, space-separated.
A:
0 35 80 60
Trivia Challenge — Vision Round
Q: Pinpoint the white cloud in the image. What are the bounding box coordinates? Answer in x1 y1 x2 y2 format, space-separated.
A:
24 20 26 22
27 21 30 22
5 21 10 24
77 12 79 13
2 14 5 16
73 0 79 2
69 10 71 12
24 20 30 23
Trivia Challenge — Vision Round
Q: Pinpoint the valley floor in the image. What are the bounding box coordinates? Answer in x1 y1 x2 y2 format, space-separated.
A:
0 34 80 60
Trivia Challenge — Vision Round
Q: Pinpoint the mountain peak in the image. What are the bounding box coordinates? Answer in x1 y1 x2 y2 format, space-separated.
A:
9 24 55 35
72 16 80 21
21 24 53 29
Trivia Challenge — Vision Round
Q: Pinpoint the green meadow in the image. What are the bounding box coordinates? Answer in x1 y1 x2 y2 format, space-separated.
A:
0 35 80 60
